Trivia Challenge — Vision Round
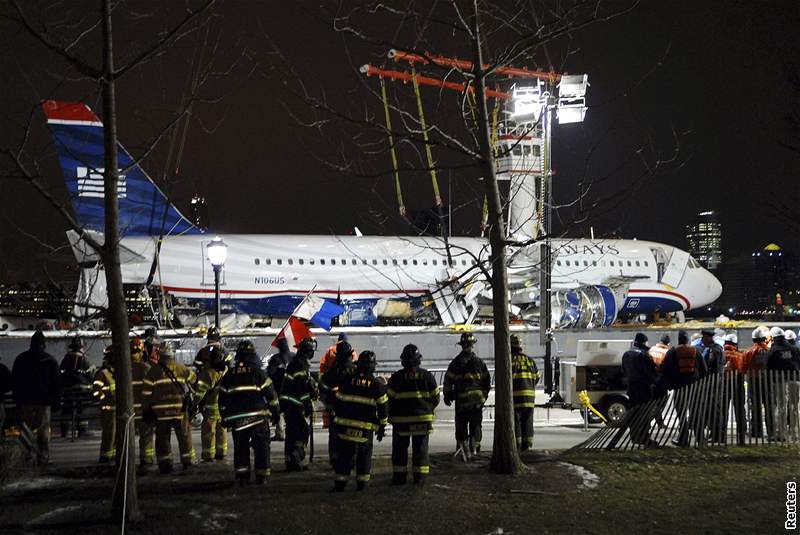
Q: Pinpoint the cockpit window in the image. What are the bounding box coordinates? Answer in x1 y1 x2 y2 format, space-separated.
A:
688 257 700 269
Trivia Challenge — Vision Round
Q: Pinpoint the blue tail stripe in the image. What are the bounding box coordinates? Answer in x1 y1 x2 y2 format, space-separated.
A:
49 122 201 237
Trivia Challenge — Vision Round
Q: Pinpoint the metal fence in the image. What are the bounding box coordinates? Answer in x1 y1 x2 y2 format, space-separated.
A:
576 370 800 450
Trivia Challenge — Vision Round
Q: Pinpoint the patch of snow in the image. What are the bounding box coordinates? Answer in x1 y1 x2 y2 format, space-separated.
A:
558 462 600 489
2 476 65 492
27 505 85 526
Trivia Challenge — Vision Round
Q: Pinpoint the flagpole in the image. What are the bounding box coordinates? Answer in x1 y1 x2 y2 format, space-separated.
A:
270 285 318 347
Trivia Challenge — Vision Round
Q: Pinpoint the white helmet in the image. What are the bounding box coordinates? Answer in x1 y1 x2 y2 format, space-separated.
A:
785 330 797 341
769 326 785 338
723 333 738 344
752 326 770 340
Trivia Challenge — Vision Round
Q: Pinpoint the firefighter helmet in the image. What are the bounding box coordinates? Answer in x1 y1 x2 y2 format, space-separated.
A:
236 340 256 356
130 337 145 356
297 337 317 354
206 326 221 341
356 350 377 373
400 344 421 367
457 333 477 347
510 334 523 352
103 345 114 362
68 336 83 351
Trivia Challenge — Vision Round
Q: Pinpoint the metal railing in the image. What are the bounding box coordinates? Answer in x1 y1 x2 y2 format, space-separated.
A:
576 370 800 450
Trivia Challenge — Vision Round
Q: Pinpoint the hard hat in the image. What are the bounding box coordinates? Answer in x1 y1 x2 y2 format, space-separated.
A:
723 333 738 345
752 326 770 340
206 326 221 341
68 336 84 351
458 333 477 347
356 350 377 373
510 334 523 352
785 330 797 341
769 326 785 338
400 344 422 367
297 337 317 354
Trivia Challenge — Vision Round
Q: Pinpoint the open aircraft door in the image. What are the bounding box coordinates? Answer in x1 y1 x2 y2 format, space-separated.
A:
661 248 689 288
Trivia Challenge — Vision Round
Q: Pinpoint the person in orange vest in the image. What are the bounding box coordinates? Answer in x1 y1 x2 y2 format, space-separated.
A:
648 334 671 371
741 327 772 439
319 333 356 429
661 330 707 446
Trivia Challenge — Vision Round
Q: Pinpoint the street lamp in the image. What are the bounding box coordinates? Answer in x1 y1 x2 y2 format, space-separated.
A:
206 237 228 330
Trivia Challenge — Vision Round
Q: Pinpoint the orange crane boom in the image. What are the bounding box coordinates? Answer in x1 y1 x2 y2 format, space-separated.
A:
388 49 562 82
360 64 511 100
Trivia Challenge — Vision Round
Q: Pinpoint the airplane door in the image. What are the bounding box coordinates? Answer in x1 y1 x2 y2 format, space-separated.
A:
661 249 689 287
649 247 668 281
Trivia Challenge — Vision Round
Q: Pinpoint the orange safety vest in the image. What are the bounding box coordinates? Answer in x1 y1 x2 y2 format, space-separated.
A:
676 345 698 374
648 343 670 369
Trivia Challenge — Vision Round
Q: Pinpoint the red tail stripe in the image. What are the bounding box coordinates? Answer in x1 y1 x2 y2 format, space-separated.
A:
41 100 100 122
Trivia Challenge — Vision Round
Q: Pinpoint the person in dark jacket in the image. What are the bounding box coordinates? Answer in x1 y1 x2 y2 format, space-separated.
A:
267 338 294 441
279 337 318 471
510 334 540 451
765 327 800 441
0 359 11 439
443 333 491 460
93 346 117 463
621 333 658 446
320 340 357 467
388 344 439 485
11 330 61 463
59 336 93 437
332 350 388 491
699 329 726 375
661 330 707 446
193 327 224 370
219 340 279 485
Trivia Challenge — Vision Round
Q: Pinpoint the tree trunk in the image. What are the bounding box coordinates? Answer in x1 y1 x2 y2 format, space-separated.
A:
101 0 140 521
470 1 523 475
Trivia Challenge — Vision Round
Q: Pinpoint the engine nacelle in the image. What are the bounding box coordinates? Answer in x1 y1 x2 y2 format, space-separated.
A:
551 285 620 329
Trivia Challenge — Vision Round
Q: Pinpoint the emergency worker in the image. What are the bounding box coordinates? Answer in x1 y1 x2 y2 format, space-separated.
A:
332 350 388 491
267 338 294 441
387 344 439 485
130 337 154 466
443 333 491 460
11 330 61 463
143 327 160 364
196 346 230 461
699 329 726 375
93 346 117 463
142 343 196 473
59 336 93 437
621 333 658 446
741 326 772 438
786 330 798 347
320 340 357 467
648 334 671 370
765 327 800 441
723 333 747 442
219 340 279 485
320 333 356 430
510 334 540 451
193 327 224 370
280 337 318 471
661 331 707 446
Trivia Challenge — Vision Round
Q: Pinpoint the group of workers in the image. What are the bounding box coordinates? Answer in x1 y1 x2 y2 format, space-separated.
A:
0 327 541 489
622 326 800 446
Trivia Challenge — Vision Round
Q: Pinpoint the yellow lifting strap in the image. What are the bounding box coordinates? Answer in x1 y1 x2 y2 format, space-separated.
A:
578 390 607 423
411 67 442 207
380 78 406 216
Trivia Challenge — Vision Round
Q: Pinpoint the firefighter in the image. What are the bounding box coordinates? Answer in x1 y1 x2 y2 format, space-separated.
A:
130 338 155 467
59 336 93 438
279 337 318 471
319 333 356 430
765 327 800 441
194 326 224 370
266 338 294 441
741 326 772 438
722 333 747 443
662 330 708 446
320 340 357 467
219 340 279 485
196 345 230 462
142 343 196 474
93 346 116 463
443 333 491 460
332 350 388 491
387 344 439 485
143 327 160 364
510 334 540 451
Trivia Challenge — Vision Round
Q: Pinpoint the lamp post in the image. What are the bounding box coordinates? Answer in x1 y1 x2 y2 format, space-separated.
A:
206 237 228 330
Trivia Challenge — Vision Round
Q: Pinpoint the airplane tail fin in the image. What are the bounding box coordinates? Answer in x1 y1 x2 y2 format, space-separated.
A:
42 100 202 237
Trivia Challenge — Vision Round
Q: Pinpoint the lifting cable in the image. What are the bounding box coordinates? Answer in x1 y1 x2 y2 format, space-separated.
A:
380 78 406 217
411 67 442 208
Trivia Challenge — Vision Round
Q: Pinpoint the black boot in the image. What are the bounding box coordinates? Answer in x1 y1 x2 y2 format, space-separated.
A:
332 480 346 492
391 474 407 486
158 462 173 474
255 475 266 485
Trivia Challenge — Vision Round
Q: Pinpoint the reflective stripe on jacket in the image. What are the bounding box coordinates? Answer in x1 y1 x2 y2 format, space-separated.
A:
511 353 540 409
333 372 388 443
387 367 439 433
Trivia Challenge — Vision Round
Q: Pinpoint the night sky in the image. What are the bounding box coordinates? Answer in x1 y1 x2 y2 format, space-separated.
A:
1 1 798 284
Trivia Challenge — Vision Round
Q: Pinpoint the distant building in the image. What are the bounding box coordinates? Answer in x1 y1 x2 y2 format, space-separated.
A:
190 193 209 230
686 210 722 270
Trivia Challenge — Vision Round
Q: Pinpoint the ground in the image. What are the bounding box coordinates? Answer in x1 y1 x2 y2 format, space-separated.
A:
1 444 797 534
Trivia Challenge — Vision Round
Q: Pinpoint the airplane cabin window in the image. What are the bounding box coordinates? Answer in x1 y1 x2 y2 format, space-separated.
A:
254 258 260 265
592 261 597 266
341 259 346 265
644 261 649 267
583 260 588 266
635 261 640 267
352 259 357 265
277 259 282 265
392 259 398 265
309 259 315 265
609 261 614 266
432 259 437 266
402 259 408 265
320 259 325 265
266 259 271 265
288 259 293 265
627 261 632 267
461 260 467 266
513 146 522 156
362 259 367 265
372 259 378 265
299 259 304 265
382 259 388 265
556 260 562 266
565 260 570 266
422 259 428 265
413 259 418 265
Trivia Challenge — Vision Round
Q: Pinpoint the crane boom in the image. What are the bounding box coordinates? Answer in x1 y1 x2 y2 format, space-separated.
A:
388 49 562 82
360 64 511 100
